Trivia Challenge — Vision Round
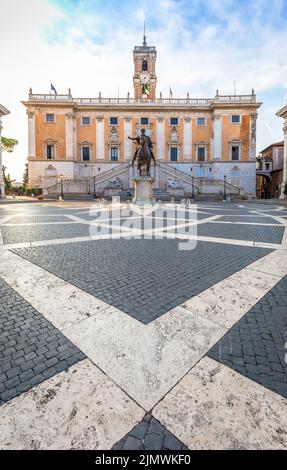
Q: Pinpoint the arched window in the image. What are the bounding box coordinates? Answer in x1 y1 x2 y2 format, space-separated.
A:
142 60 148 71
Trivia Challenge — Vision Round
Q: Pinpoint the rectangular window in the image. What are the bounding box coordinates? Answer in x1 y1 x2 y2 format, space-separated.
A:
110 117 118 125
46 144 54 160
141 117 149 125
197 117 206 126
231 115 240 123
231 146 240 160
46 114 55 122
82 117 91 125
170 147 178 161
82 146 90 161
197 147 206 162
170 117 178 125
111 147 118 161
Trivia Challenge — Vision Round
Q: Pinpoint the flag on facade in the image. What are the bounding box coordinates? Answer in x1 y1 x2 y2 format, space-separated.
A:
143 84 150 97
169 86 173 98
50 83 57 95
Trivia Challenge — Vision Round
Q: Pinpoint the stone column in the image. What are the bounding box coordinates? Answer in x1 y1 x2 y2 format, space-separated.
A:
183 117 192 159
66 113 75 160
280 122 287 199
124 117 132 160
213 114 222 160
27 111 36 158
96 117 104 160
0 117 4 197
156 117 165 160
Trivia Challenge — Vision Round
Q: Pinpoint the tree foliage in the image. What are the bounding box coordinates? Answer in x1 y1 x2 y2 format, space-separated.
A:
2 166 13 191
23 163 28 188
1 136 18 153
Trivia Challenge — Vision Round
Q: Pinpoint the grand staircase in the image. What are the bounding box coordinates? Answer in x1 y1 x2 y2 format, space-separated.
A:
45 161 243 201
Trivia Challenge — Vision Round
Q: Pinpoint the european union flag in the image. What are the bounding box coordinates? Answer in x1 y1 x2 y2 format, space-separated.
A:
50 83 57 95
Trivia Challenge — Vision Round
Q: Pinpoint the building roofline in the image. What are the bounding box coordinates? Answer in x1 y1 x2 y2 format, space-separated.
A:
276 103 287 118
259 140 284 154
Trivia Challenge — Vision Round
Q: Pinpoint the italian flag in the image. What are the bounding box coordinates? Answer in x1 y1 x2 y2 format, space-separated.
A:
143 85 150 97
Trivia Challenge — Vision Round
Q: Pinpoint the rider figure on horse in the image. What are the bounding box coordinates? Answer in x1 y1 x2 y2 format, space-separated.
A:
129 129 156 172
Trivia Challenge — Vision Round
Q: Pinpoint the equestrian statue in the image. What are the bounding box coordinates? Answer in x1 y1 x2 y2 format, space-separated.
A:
128 129 156 177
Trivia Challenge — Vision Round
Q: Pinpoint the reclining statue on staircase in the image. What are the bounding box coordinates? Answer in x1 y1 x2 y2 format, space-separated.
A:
105 177 124 190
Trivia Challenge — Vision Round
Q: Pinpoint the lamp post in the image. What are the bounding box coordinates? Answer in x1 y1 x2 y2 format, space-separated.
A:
93 175 96 200
223 174 227 202
60 174 64 201
192 175 195 201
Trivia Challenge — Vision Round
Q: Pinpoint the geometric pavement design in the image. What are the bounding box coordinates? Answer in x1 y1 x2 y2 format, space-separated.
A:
0 278 86 404
0 200 287 450
208 274 287 398
112 414 188 450
13 239 271 323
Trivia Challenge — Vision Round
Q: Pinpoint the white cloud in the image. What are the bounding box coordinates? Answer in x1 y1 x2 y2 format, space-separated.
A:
0 0 286 180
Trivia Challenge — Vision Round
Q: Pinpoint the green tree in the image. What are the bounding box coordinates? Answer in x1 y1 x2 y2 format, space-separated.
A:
1 136 18 153
2 166 14 192
22 163 28 189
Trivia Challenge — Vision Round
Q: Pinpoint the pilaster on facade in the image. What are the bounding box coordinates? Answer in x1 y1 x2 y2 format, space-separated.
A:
213 114 222 160
156 117 165 160
276 104 287 198
96 116 105 160
124 117 132 161
249 113 257 160
27 110 36 159
281 122 287 196
66 113 76 160
183 117 192 160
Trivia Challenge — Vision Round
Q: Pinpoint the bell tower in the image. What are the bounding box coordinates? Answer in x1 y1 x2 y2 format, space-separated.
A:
133 27 157 101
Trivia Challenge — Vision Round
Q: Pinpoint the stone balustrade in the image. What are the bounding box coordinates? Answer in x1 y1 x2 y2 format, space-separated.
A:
27 94 256 106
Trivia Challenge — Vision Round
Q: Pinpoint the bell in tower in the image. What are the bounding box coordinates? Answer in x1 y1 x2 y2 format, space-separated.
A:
133 26 157 101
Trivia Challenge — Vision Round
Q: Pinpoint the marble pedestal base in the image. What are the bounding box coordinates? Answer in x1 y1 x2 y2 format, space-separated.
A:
133 177 154 206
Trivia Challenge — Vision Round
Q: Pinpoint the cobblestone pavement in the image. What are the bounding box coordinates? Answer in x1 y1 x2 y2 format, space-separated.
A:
0 278 86 404
0 200 286 450
217 216 283 224
197 222 284 243
112 414 188 450
1 223 90 244
208 274 287 398
13 240 270 323
3 216 72 224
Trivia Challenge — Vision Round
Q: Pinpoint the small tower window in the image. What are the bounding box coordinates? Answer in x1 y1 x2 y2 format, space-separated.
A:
142 60 148 71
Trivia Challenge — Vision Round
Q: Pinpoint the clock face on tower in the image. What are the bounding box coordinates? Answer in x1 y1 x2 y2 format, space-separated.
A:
139 71 150 84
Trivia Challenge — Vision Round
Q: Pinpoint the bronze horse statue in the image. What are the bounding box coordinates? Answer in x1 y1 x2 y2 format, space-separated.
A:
129 129 156 177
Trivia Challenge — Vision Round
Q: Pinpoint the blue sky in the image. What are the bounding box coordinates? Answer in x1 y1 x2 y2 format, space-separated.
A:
0 0 287 179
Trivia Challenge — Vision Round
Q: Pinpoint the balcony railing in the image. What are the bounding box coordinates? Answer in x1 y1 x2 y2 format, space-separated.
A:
27 94 257 105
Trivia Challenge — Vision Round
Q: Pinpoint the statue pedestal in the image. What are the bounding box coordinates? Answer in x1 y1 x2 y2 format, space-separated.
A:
133 176 154 206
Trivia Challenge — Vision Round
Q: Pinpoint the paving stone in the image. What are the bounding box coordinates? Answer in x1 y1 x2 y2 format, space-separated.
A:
0 278 86 405
123 436 142 450
112 414 188 450
14 239 270 323
208 275 287 399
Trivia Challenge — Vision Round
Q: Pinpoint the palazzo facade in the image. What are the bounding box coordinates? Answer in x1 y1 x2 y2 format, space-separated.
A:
23 36 261 197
